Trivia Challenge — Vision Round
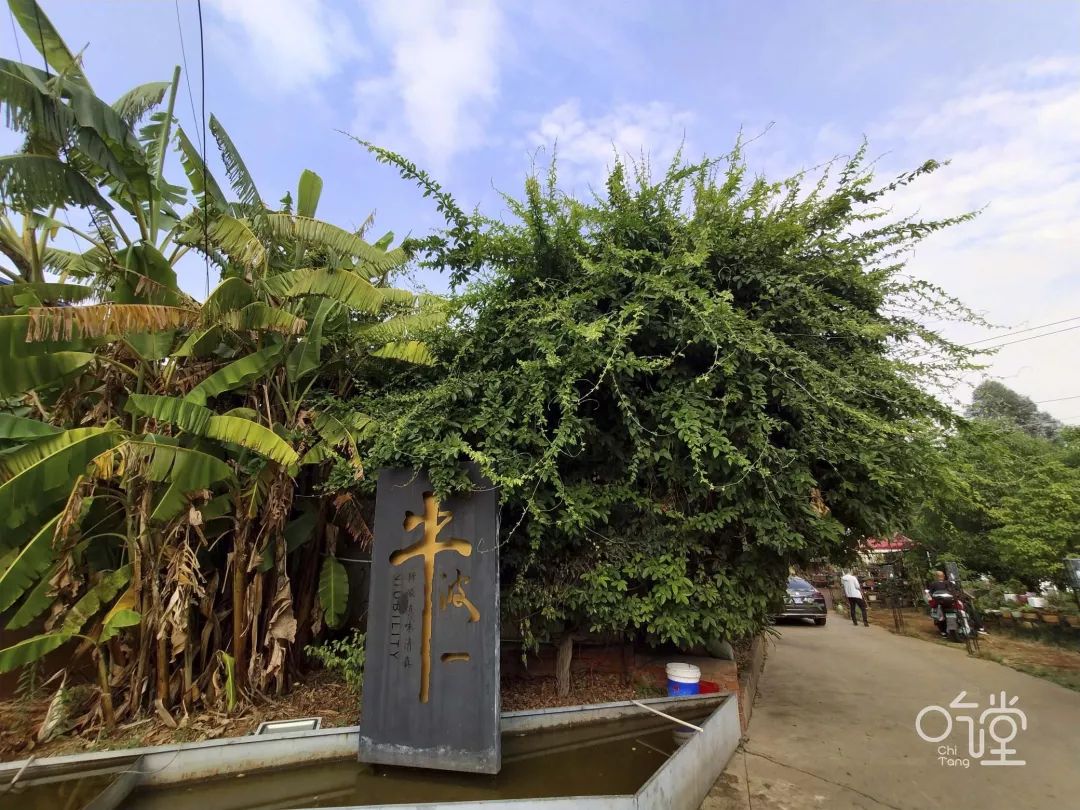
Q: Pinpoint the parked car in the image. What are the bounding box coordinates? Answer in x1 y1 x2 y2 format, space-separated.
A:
774 576 828 625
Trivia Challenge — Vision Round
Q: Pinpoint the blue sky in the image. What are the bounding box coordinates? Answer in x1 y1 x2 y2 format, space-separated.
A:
5 1 1080 418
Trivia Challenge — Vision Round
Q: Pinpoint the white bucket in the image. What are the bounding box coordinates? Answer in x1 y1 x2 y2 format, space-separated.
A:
665 662 701 682
672 728 697 746
665 662 701 696
1027 596 1047 608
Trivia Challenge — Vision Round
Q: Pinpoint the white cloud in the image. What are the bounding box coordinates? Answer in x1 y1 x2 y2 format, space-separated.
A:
352 0 502 168
528 100 695 188
867 57 1080 417
206 0 360 92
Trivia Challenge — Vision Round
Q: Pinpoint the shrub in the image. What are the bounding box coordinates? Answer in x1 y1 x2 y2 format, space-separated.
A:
305 631 366 694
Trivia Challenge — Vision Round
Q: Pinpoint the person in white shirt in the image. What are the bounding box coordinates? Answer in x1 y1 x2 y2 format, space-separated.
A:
841 571 869 627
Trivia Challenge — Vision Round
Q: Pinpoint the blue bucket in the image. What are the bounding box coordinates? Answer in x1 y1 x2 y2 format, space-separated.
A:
667 678 701 696
665 662 701 696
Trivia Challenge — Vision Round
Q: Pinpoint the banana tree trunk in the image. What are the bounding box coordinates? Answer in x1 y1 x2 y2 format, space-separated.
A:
231 543 248 689
96 648 115 727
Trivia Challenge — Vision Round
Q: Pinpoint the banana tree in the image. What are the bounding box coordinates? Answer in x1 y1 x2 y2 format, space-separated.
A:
0 0 445 723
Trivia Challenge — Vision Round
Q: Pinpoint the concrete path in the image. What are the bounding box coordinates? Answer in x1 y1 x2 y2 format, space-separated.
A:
702 616 1080 809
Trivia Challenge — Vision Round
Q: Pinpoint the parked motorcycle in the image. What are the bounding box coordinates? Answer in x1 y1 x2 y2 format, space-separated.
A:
928 589 975 642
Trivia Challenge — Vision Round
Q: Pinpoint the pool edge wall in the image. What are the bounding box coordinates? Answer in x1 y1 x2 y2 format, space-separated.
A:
0 693 740 810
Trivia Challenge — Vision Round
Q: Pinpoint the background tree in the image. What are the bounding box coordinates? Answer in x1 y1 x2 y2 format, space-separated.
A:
967 379 1062 439
914 384 1080 589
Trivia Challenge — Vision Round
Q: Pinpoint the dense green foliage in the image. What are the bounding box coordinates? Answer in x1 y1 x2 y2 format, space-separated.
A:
10 0 1056 738
915 384 1080 589
0 1 435 726
305 630 366 694
360 151 977 649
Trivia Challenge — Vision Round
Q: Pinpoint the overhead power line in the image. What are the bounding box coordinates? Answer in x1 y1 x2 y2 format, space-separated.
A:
7 5 23 61
197 0 210 298
174 0 202 151
965 315 1080 346
1034 394 1080 405
974 323 1080 350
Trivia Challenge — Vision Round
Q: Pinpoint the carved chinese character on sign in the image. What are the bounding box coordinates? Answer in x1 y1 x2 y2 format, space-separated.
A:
358 466 500 774
389 492 473 703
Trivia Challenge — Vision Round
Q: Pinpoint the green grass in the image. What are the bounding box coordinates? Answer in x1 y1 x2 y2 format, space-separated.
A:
977 652 1080 692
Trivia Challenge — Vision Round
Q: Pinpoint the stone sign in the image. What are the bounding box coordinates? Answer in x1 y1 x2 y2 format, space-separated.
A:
357 467 501 774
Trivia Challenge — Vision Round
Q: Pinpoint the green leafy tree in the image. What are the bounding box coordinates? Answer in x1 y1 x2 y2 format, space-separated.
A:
359 145 978 654
967 379 1061 439
914 412 1080 589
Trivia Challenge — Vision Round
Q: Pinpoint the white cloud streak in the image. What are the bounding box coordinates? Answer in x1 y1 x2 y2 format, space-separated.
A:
871 57 1080 415
528 99 696 188
206 0 360 92
352 0 502 169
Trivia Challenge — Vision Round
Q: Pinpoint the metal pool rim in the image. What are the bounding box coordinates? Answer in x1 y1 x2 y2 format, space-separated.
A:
0 692 739 810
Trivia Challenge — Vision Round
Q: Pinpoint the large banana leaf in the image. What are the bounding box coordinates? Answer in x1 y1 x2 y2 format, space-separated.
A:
0 632 68 673
209 114 263 209
0 414 62 440
296 169 323 219
171 325 221 359
184 344 284 405
286 298 335 382
264 214 404 274
0 513 59 612
318 556 348 629
0 427 123 532
369 340 434 366
175 125 228 210
355 308 447 346
0 154 111 211
205 414 298 466
0 564 132 672
192 214 266 271
284 510 318 553
271 268 385 314
127 394 213 433
0 351 93 396
112 81 170 124
61 564 131 635
0 281 96 307
8 0 89 87
122 329 177 362
111 243 187 307
127 394 298 467
201 277 254 322
24 304 198 341
0 314 97 356
125 439 235 523
6 565 55 629
43 247 107 280
220 302 306 335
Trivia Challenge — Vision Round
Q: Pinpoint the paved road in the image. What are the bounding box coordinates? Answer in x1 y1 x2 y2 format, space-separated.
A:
702 616 1080 809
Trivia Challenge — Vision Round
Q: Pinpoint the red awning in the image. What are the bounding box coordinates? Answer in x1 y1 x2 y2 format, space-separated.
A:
864 535 913 552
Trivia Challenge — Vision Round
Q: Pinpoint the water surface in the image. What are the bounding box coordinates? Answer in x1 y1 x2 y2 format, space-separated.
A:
122 707 713 809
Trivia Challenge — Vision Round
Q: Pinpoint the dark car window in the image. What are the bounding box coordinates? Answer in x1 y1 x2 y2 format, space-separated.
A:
787 577 814 591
